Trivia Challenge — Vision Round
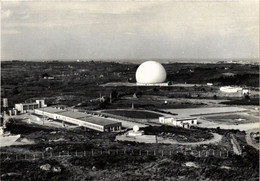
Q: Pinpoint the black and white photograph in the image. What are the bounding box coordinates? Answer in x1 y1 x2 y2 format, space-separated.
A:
1 1 259 180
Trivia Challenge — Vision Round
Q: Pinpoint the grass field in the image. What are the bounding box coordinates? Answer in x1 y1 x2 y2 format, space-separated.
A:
102 110 163 119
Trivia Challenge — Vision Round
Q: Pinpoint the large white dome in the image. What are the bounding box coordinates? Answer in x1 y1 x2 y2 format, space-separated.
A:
136 61 167 84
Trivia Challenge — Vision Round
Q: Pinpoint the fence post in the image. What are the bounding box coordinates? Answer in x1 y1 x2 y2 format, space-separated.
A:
162 150 164 156
147 150 149 156
84 151 86 156
76 151 78 156
154 150 156 156
199 151 201 157
220 151 222 157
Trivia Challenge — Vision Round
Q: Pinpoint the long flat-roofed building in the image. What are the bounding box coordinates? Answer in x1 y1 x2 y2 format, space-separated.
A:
34 107 121 132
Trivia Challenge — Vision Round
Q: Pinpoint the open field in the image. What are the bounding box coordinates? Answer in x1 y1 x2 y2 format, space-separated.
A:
102 110 163 119
161 107 248 117
204 113 259 124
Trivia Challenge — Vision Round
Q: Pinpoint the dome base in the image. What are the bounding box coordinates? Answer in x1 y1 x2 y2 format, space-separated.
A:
136 82 169 86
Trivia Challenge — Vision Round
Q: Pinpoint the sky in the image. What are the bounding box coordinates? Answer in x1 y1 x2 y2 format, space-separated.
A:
1 1 259 61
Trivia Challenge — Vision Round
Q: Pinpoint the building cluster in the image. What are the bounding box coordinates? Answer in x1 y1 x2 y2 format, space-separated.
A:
159 116 198 128
220 86 249 94
15 100 47 114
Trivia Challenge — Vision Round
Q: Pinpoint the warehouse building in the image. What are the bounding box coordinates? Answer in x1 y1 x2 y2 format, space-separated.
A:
15 100 47 113
159 116 197 128
34 107 121 132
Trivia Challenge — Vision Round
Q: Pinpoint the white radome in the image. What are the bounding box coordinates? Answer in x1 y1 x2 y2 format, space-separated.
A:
136 61 167 84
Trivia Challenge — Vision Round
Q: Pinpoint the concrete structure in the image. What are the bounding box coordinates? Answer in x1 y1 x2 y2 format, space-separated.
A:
15 100 47 113
34 107 121 132
136 82 169 86
3 98 8 108
159 116 197 128
136 61 167 85
127 125 144 136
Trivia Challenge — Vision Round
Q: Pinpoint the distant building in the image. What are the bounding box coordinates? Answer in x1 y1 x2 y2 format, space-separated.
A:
34 107 121 132
242 88 250 95
15 100 47 113
159 116 197 128
220 86 242 93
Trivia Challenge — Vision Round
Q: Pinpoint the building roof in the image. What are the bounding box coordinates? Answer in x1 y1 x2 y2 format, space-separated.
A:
58 110 89 119
16 102 39 106
36 107 65 114
36 107 120 126
78 116 121 126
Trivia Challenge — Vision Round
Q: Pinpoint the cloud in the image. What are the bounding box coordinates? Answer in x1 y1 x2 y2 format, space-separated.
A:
1 29 20 35
1 9 12 19
1 1 259 60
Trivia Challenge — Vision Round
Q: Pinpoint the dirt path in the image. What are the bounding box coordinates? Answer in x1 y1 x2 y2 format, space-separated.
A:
245 129 259 150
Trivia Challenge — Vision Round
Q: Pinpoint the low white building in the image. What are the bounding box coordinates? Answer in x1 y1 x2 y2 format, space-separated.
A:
159 116 197 128
34 107 122 132
15 100 47 113
220 86 242 93
242 88 250 95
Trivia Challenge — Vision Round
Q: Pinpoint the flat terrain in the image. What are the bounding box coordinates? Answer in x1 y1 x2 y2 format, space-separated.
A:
204 113 259 124
102 110 163 119
161 107 247 117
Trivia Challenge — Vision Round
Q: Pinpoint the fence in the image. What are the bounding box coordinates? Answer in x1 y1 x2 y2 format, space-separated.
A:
1 148 229 161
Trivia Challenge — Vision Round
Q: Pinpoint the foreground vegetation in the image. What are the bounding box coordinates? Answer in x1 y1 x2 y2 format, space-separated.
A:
1 122 258 180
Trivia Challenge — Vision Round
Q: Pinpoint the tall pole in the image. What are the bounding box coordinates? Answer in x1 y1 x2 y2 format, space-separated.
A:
42 107 45 125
